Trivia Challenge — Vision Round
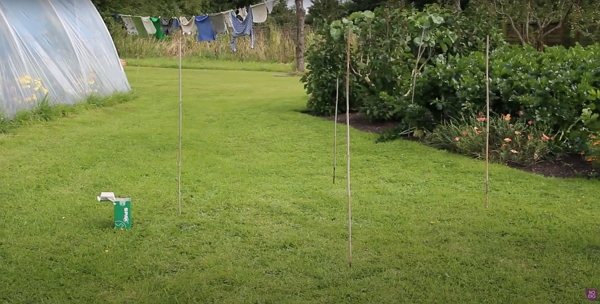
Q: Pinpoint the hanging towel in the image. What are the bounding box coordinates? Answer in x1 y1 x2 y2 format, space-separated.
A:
150 17 166 39
266 0 275 13
120 15 138 35
141 17 156 35
179 17 196 35
132 16 149 38
209 13 228 35
194 15 216 42
251 3 268 23
230 7 254 52
173 17 180 29
160 17 175 35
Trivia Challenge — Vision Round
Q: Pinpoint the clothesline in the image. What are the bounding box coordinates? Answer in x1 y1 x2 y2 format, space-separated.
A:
115 0 276 52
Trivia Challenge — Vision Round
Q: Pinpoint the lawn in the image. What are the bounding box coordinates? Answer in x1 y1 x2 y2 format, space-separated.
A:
0 65 599 303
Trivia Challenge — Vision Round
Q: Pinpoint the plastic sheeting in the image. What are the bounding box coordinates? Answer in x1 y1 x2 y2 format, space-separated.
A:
0 0 131 118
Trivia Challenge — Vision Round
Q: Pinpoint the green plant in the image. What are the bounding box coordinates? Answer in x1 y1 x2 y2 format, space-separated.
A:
300 14 364 116
0 93 136 134
423 111 560 166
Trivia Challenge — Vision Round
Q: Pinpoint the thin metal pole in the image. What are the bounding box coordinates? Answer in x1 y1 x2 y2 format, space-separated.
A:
485 35 490 209
345 27 352 267
178 30 183 215
333 77 339 184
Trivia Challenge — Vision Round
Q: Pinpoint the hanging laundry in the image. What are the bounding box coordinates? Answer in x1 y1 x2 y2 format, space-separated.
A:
229 7 253 52
132 16 149 38
150 17 166 39
141 17 156 35
160 17 176 35
179 17 196 35
266 0 275 14
209 12 228 35
120 15 138 35
251 3 268 23
194 15 216 42
223 10 234 29
238 7 248 19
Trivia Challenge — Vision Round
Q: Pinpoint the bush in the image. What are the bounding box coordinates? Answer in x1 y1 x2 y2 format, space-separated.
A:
300 21 361 116
300 3 504 120
418 43 600 156
423 111 560 166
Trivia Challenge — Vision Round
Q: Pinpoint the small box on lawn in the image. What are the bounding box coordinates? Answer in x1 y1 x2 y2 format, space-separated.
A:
113 198 132 229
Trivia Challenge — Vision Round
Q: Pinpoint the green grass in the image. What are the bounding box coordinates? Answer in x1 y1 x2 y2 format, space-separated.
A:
0 66 599 303
0 93 136 134
124 57 295 73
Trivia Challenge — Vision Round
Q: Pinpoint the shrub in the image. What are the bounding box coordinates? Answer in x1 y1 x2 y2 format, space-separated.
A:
423 111 560 166
300 20 361 116
300 3 504 119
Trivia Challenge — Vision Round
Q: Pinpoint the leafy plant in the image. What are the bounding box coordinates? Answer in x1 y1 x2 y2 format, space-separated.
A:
423 111 560 166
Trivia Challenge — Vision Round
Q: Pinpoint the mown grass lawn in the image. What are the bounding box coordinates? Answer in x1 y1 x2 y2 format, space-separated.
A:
0 65 599 303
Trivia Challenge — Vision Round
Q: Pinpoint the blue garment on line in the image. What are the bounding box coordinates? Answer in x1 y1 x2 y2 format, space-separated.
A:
229 7 253 52
173 18 180 29
194 15 216 42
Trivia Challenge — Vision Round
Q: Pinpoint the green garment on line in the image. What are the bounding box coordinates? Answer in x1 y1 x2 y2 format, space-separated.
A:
150 17 166 39
131 16 149 38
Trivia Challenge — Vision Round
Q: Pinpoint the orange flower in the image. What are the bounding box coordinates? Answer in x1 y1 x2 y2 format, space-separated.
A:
462 131 468 136
503 114 511 121
514 130 521 135
502 143 507 147
504 138 512 142
527 135 533 140
476 117 486 122
510 149 518 153
527 120 533 125
590 134 596 139
580 151 586 155
587 157 596 162
455 136 460 141
477 130 483 134
534 153 539 159
593 141 600 146
541 134 550 141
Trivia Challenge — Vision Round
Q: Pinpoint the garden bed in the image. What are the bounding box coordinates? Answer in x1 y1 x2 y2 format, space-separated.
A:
308 111 597 179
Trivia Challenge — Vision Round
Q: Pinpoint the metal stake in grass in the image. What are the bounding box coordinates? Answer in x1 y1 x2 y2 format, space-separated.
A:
485 35 490 209
177 29 183 215
333 76 339 184
345 27 353 267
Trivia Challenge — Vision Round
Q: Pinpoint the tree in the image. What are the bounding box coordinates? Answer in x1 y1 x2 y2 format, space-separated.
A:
308 0 348 28
490 0 599 50
295 0 306 72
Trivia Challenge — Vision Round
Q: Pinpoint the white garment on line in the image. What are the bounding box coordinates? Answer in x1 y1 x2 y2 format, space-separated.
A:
224 10 234 29
265 0 275 14
141 17 156 35
239 7 247 19
251 3 268 23
179 16 196 35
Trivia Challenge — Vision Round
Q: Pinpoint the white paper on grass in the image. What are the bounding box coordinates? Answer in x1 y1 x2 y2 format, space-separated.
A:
0 0 131 118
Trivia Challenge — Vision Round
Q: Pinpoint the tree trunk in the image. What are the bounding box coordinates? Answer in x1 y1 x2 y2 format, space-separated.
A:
295 0 306 72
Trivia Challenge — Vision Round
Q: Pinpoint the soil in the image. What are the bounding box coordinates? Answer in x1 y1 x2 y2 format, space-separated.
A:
304 111 599 179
